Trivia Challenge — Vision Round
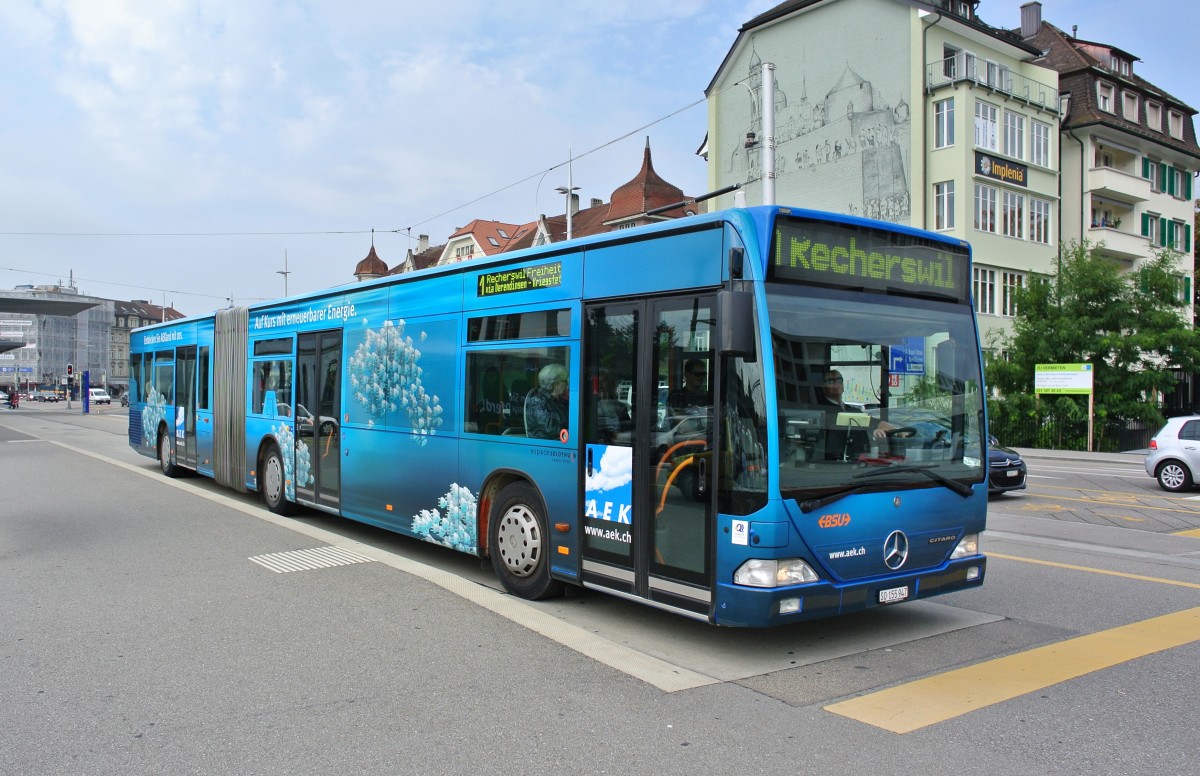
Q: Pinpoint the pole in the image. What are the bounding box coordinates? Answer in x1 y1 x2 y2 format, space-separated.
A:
762 61 776 206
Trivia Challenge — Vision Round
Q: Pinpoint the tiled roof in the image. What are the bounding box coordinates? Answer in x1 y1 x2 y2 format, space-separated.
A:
353 245 388 278
113 299 185 322
447 219 524 256
1025 22 1199 159
607 140 687 222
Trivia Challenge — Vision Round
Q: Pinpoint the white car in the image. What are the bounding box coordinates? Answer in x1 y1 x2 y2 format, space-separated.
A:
87 388 112 405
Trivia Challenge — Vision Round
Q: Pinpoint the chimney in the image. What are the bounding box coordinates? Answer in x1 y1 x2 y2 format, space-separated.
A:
1020 2 1042 38
418 234 429 252
570 193 580 216
591 198 604 208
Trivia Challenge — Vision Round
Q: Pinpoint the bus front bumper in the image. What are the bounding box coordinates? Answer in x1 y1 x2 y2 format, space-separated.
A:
711 556 986 628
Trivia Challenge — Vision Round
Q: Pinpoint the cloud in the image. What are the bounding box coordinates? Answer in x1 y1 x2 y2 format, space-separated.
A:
585 446 632 494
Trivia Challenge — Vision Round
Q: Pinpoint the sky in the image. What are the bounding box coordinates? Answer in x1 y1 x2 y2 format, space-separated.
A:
1 0 1196 317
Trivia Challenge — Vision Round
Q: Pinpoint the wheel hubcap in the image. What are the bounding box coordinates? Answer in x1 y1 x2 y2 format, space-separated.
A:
265 456 284 502
1162 465 1185 489
495 504 542 578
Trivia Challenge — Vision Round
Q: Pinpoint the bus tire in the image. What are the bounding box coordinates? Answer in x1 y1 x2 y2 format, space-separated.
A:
488 481 564 600
262 444 298 515
157 430 179 478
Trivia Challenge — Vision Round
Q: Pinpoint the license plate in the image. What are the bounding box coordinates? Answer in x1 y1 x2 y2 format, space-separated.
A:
878 585 909 604
1007 469 1019 477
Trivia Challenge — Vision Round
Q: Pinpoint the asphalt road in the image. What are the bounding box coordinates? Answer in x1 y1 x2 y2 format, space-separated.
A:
2 404 1198 775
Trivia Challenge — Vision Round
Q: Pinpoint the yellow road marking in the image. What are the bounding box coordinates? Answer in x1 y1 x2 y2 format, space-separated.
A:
1020 490 1200 515
1174 527 1200 538
988 552 1200 589
825 607 1200 733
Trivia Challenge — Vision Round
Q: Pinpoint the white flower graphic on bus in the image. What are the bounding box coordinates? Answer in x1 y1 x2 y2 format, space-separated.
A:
271 421 313 501
348 319 443 445
412 484 478 554
140 386 168 450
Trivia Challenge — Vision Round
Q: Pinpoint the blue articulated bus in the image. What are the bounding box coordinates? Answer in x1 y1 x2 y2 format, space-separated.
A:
128 205 987 627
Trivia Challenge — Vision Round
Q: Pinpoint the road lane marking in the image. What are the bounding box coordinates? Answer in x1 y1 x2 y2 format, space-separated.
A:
987 552 1200 589
1175 527 1200 538
825 607 1200 733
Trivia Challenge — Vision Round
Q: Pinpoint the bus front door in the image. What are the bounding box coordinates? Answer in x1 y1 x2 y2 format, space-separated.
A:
295 330 342 511
582 296 715 620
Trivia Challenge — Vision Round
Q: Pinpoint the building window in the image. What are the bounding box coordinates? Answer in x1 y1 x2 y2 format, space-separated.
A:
985 60 1012 92
934 98 954 148
1122 92 1139 123
1146 102 1162 132
1004 112 1025 159
973 267 996 315
1030 120 1051 167
1002 191 1025 239
975 101 998 151
974 184 997 234
1097 82 1115 113
1001 272 1024 317
1142 212 1160 246
1169 111 1184 140
942 45 959 79
1142 158 1161 192
934 181 955 230
1030 198 1052 244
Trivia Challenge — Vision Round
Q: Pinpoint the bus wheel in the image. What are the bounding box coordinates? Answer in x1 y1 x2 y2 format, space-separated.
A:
157 431 179 478
488 482 564 600
262 445 298 515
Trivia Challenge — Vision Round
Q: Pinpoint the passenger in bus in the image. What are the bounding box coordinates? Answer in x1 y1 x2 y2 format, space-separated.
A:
524 363 569 439
667 358 711 415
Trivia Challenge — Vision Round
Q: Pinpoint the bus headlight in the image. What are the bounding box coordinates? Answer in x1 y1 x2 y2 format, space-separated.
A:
949 533 980 559
734 558 820 588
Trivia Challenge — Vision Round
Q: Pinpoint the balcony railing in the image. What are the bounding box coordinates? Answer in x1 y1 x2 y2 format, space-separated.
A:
927 59 1059 113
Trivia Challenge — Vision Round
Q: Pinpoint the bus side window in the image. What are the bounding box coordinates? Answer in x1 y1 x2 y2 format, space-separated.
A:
464 346 569 437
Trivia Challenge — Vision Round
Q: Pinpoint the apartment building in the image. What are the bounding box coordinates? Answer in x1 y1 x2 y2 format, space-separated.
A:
1018 2 1198 300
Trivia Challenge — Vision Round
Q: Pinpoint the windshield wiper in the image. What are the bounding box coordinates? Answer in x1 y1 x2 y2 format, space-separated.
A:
795 484 885 513
852 463 973 498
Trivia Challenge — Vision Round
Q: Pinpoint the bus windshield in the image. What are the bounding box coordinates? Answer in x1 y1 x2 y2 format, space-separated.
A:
767 285 985 500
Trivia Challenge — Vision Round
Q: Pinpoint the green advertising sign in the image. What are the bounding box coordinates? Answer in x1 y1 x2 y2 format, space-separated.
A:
1034 363 1094 395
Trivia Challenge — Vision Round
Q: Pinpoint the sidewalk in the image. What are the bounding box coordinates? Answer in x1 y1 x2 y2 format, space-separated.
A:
1012 446 1146 466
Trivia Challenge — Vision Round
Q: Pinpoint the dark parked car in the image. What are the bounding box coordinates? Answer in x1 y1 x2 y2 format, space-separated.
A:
987 436 1027 495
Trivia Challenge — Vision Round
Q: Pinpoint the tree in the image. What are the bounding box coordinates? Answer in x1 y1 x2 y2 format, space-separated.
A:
985 240 1200 430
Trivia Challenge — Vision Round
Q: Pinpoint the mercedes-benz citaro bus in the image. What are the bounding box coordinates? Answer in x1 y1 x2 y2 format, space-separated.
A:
128 206 987 627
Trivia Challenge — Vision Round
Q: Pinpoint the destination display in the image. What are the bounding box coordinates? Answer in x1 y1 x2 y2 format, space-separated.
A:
477 261 563 297
771 217 970 303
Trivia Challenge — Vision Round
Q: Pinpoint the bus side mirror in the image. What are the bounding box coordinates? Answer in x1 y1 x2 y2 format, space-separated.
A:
718 290 756 361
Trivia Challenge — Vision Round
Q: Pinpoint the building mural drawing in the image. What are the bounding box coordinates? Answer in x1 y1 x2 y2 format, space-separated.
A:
726 46 911 225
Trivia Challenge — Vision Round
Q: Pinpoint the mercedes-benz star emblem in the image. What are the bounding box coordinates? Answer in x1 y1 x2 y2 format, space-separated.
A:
883 530 909 570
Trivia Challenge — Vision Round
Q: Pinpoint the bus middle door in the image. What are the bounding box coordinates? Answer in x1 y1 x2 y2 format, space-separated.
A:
295 330 342 511
581 296 715 620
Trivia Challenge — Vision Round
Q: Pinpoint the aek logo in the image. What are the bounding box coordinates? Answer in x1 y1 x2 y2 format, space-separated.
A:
817 513 851 528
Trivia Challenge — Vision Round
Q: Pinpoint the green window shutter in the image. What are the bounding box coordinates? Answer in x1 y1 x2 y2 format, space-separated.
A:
1161 163 1171 193
1187 276 1194 304
1141 213 1151 237
1185 172 1194 200
1143 157 1152 178
1186 223 1193 253
1160 217 1169 246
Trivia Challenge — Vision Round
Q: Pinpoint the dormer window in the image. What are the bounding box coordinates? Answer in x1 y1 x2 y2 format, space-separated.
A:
1169 110 1185 140
1147 102 1162 131
1122 92 1139 123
